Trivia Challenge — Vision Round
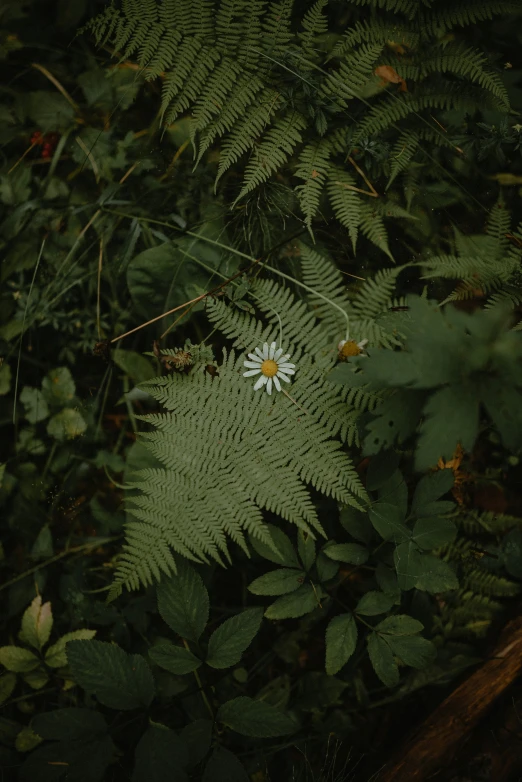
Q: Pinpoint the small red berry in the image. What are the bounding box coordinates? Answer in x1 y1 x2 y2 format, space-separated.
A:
31 131 43 145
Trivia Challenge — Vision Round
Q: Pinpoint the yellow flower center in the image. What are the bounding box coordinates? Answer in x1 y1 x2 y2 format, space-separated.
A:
261 359 278 377
340 341 361 357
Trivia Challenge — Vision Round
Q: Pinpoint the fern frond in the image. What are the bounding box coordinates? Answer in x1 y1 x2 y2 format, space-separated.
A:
260 0 294 67
421 43 509 107
386 131 420 189
342 0 421 19
299 244 352 336
294 138 332 235
298 0 329 61
329 20 418 59
327 167 362 253
234 111 307 203
462 567 520 598
359 202 393 260
425 0 522 34
321 43 384 101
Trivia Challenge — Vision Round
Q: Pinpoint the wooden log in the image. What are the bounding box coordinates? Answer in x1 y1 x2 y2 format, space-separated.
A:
376 615 522 782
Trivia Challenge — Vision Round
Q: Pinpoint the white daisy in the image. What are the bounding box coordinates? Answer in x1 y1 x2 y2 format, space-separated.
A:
337 338 368 359
243 341 296 395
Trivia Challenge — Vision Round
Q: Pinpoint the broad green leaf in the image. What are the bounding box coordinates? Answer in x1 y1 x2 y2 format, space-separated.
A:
157 562 209 643
374 615 424 636
377 470 408 518
340 507 374 544
18 596 53 651
249 524 300 568
355 591 395 616
296 671 348 710
414 555 458 593
202 746 249 782
413 500 455 518
501 529 522 579
415 385 479 471
0 646 39 673
0 672 17 705
315 548 340 582
41 367 76 404
217 696 298 737
206 608 263 669
325 613 357 676
67 640 155 710
0 362 12 395
297 530 316 571
15 727 42 753
112 349 156 385
133 724 189 782
386 636 437 669
149 642 201 675
264 584 325 620
20 387 49 423
375 563 401 602
369 502 410 543
45 629 97 668
367 632 399 687
363 390 424 455
32 708 107 741
21 91 75 131
394 541 424 590
248 568 305 596
23 669 49 690
47 408 87 440
323 542 368 565
180 720 213 769
366 450 401 490
30 524 53 560
19 736 115 782
411 517 457 550
481 380 522 454
411 470 455 514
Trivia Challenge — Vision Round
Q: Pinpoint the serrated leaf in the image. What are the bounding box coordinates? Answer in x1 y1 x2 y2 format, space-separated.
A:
411 470 455 514
325 613 357 676
369 503 410 543
45 629 97 668
180 719 213 770
374 615 424 636
297 530 316 571
20 387 49 423
316 547 340 582
367 632 399 687
149 642 201 675
366 451 401 491
18 596 53 651
386 636 437 669
41 366 76 404
394 540 424 590
202 746 249 782
47 408 87 440
375 563 401 602
248 568 305 596
340 507 374 544
414 500 456 518
356 591 395 616
30 525 53 560
264 584 325 620
0 646 40 673
112 349 156 385
217 696 298 737
157 562 209 643
67 640 155 710
23 669 49 689
411 516 457 549
414 555 459 593
250 524 300 568
0 672 17 705
15 727 43 753
133 724 189 782
19 735 115 782
415 385 479 471
32 708 107 741
206 608 263 669
323 542 369 565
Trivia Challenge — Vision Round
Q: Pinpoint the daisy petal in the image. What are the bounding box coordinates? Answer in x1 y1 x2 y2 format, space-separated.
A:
244 360 263 369
278 362 295 370
268 342 277 359
273 375 281 392
255 347 265 359
248 353 263 363
254 375 267 391
262 343 270 359
274 347 284 361
358 339 368 348
278 366 295 375
244 369 261 377
277 372 291 383
266 377 273 394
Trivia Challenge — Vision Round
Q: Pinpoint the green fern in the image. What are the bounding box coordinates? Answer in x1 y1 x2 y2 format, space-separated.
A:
294 138 332 236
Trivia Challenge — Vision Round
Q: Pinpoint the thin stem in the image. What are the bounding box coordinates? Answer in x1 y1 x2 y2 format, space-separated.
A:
182 639 214 719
